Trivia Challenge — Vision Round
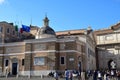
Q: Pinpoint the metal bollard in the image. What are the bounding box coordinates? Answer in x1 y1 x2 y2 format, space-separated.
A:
41 74 43 79
5 74 8 78
16 74 19 78
28 74 31 78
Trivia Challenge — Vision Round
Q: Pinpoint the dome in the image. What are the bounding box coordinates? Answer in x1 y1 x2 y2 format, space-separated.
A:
36 17 56 39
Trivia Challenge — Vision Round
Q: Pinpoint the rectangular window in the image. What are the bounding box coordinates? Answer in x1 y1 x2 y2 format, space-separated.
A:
105 35 113 40
60 43 65 50
81 45 85 53
22 59 24 66
60 57 65 64
118 34 120 40
13 31 15 35
7 28 9 33
34 44 46 51
107 50 114 56
34 57 45 66
0 27 2 32
5 60 8 66
17 33 20 37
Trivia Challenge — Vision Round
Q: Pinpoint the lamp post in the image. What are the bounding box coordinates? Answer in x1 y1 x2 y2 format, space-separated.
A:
78 56 81 80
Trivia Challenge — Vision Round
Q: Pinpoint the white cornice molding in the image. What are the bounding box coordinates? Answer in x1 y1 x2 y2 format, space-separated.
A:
24 38 57 43
24 38 76 43
57 50 81 53
0 50 82 56
26 50 81 54
0 38 77 46
25 50 56 53
0 42 25 47
0 53 25 56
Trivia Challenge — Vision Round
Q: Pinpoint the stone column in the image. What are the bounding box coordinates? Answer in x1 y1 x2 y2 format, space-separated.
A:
24 43 32 78
0 47 4 75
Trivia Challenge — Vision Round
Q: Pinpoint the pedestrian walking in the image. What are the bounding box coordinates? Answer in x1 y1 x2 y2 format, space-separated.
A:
93 70 97 80
65 69 69 80
104 73 106 80
97 71 102 80
54 71 59 80
69 71 73 80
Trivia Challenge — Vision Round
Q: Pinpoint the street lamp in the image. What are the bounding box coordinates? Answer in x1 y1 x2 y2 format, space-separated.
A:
78 56 81 77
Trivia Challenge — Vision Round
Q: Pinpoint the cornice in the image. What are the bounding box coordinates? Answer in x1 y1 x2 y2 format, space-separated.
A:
0 50 82 56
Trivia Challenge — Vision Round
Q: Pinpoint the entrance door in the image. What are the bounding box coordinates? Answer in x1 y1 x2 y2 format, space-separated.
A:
12 63 17 75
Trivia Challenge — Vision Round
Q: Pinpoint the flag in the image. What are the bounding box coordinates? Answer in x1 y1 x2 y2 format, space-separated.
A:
20 28 23 33
15 25 18 31
22 25 30 32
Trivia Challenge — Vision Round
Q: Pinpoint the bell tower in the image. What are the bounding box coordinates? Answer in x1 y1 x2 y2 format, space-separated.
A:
43 16 49 27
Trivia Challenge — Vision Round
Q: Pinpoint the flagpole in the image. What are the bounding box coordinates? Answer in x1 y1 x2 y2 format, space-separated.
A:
20 21 23 35
21 21 22 26
30 17 32 26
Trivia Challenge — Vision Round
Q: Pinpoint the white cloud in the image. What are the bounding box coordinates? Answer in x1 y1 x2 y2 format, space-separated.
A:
0 0 5 4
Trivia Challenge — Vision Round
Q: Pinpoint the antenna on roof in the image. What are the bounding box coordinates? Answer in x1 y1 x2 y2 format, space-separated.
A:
30 17 32 26
15 14 18 25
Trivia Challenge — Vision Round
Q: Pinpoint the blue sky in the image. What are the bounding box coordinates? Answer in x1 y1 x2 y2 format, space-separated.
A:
0 0 120 31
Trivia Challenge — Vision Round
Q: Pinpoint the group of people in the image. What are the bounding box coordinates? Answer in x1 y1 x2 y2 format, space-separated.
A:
64 69 73 80
53 69 78 80
51 69 120 80
87 69 120 80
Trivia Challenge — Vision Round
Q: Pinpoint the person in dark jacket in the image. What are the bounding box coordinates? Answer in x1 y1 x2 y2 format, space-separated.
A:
93 70 97 80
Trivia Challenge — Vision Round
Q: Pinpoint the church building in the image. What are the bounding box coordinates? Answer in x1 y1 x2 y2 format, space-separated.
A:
0 17 96 76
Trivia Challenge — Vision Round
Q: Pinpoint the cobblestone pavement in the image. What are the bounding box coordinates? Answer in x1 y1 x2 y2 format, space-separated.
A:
0 77 79 80
0 76 119 80
87 76 119 80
